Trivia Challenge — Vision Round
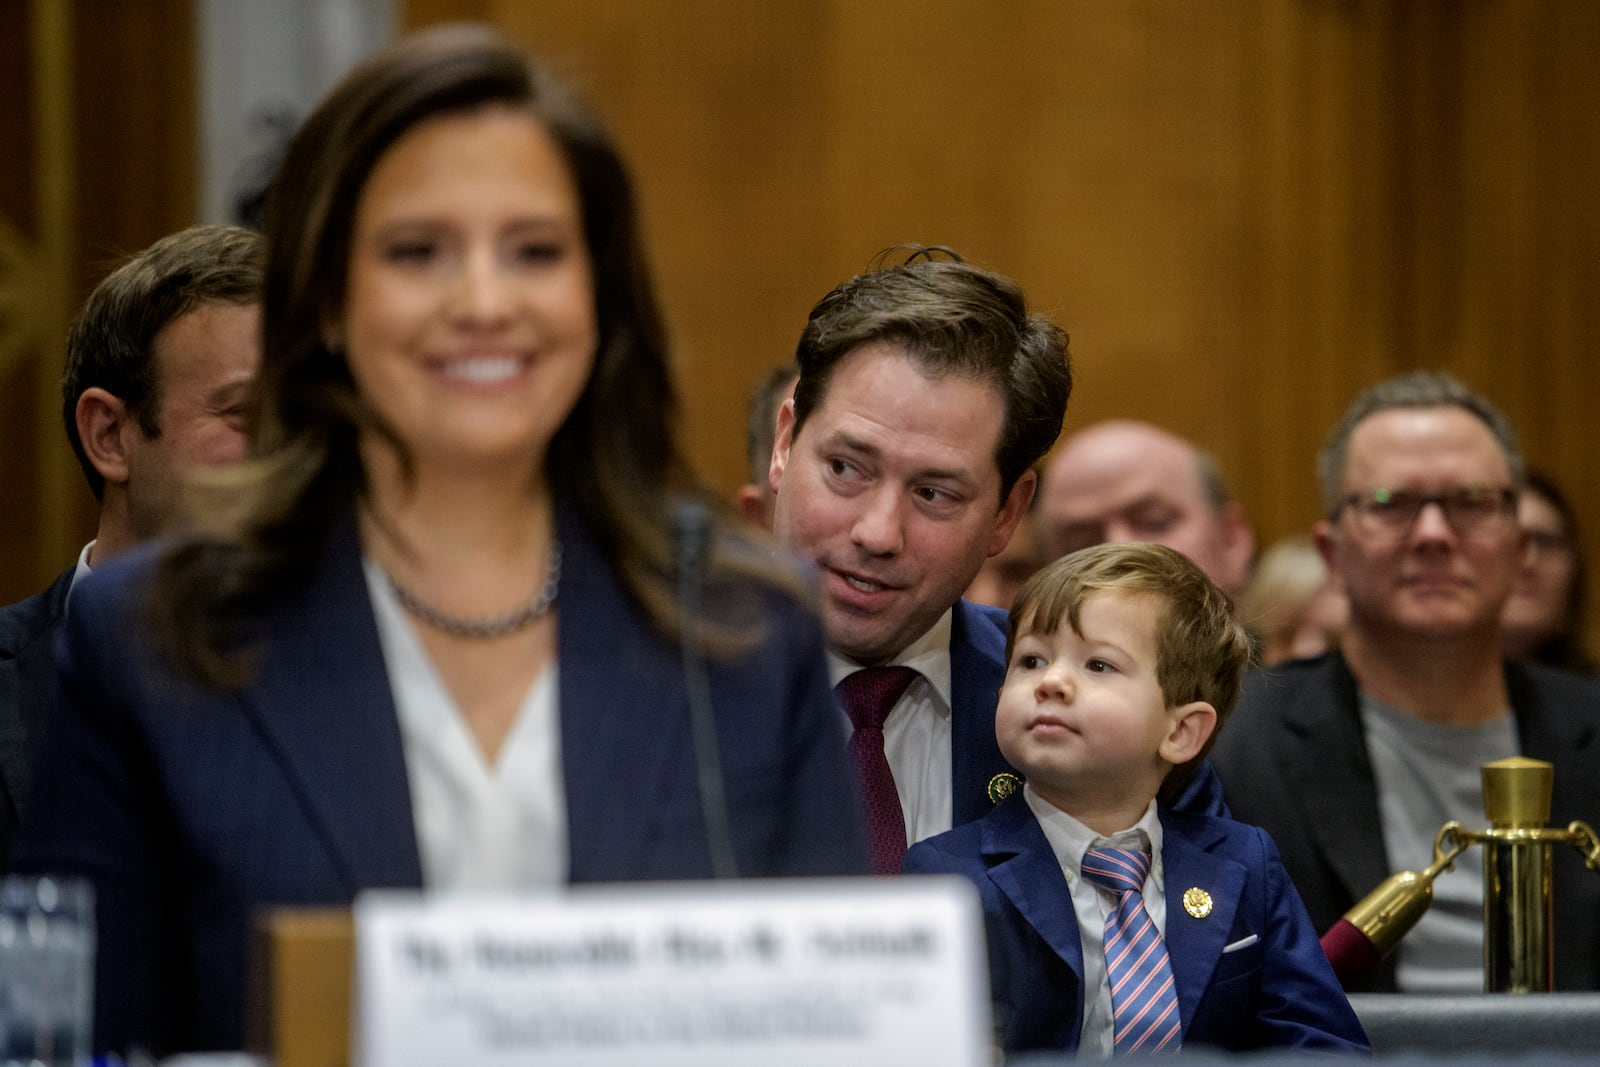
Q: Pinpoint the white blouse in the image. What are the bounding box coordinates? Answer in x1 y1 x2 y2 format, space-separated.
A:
363 558 568 890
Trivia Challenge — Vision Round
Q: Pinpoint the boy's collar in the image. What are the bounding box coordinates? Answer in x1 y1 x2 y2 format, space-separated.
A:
1024 786 1164 882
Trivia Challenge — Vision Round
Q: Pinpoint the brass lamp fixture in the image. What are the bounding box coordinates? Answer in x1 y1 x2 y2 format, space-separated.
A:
1320 757 1600 992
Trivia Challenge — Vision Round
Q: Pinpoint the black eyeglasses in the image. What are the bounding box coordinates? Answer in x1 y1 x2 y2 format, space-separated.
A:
1334 487 1517 538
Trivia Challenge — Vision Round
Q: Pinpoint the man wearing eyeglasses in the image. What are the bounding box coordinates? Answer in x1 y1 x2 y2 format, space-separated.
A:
1211 371 1600 993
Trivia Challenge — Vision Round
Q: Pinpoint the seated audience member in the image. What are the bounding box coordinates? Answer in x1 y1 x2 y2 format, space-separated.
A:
733 362 798 528
1239 534 1348 666
1501 471 1593 673
13 25 864 1056
1037 419 1255 596
905 543 1367 1056
0 224 263 863
1212 371 1600 992
963 504 1042 611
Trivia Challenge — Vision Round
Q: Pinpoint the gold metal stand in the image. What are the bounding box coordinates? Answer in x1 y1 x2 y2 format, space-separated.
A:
1445 758 1600 992
1331 757 1600 992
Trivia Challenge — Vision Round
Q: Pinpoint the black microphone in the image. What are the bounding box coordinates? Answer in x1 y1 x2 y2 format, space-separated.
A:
674 500 738 879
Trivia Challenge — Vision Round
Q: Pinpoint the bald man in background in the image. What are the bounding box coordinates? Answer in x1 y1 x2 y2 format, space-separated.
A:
1036 419 1255 596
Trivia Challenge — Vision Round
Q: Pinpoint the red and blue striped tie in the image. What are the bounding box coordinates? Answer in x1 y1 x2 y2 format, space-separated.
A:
1081 845 1183 1054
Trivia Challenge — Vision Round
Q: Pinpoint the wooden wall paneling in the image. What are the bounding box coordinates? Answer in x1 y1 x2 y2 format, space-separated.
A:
1233 0 1399 541
421 0 835 495
1389 2 1465 380
1452 2 1600 656
401 0 1598 649
72 0 197 286
0 0 42 601
0 0 76 603
1 0 197 601
1233 0 1313 541
817 4 1261 474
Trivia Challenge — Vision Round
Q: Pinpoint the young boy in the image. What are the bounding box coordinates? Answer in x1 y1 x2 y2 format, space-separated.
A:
904 543 1368 1056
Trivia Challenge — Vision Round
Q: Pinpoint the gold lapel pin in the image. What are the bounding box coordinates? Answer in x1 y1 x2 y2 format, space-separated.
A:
1182 887 1213 918
987 772 1022 804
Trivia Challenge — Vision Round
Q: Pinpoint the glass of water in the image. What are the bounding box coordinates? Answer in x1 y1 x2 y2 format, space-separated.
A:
0 875 94 1065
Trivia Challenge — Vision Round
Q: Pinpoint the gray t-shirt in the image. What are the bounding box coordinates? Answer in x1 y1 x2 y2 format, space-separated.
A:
1360 693 1518 992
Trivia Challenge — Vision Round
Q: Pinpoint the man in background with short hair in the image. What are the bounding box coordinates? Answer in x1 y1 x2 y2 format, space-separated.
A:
1211 371 1600 992
0 224 264 862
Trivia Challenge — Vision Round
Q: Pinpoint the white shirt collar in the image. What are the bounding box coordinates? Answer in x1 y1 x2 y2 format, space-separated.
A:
825 606 954 718
1024 786 1164 885
66 541 96 606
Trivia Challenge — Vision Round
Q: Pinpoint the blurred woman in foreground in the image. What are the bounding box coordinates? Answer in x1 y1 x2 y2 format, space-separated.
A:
15 24 864 1055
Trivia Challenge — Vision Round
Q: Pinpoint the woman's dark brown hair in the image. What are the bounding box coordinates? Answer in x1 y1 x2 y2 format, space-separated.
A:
151 24 742 685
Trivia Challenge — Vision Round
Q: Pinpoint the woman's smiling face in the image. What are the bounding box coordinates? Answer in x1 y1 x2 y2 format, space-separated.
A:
342 105 597 479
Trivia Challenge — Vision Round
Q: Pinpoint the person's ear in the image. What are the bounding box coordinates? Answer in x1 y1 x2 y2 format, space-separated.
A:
1314 519 1346 594
734 484 770 527
1216 501 1256 593
76 387 137 487
767 398 796 497
988 469 1037 557
1159 700 1217 766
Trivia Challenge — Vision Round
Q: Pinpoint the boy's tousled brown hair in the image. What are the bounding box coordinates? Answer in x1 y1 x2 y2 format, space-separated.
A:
1008 542 1253 804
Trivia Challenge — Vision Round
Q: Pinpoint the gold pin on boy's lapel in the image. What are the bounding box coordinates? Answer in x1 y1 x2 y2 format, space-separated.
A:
987 772 1022 804
1182 887 1213 918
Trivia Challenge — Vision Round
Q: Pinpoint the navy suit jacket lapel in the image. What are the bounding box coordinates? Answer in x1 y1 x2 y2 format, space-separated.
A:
1158 811 1246 1032
949 599 1016 825
1279 653 1389 906
983 795 1086 1034
239 514 423 893
555 506 701 881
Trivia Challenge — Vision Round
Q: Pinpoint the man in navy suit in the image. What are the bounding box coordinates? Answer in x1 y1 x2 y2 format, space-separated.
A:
768 252 1074 864
0 225 262 863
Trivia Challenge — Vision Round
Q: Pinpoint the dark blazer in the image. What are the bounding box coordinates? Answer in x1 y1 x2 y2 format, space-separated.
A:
1211 650 1600 991
0 565 74 863
945 599 1226 825
948 599 1018 825
904 794 1367 1055
12 508 868 1056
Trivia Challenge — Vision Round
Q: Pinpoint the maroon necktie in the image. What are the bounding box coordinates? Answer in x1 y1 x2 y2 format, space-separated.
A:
836 666 918 874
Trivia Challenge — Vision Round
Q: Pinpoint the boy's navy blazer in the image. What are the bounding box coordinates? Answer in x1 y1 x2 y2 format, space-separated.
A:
13 506 867 1055
904 794 1367 1055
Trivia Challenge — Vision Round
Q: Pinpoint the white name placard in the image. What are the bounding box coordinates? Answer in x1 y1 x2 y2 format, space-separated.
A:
353 877 990 1067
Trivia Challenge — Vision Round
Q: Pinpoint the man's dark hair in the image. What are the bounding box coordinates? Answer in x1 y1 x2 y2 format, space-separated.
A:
790 248 1072 502
62 225 265 500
